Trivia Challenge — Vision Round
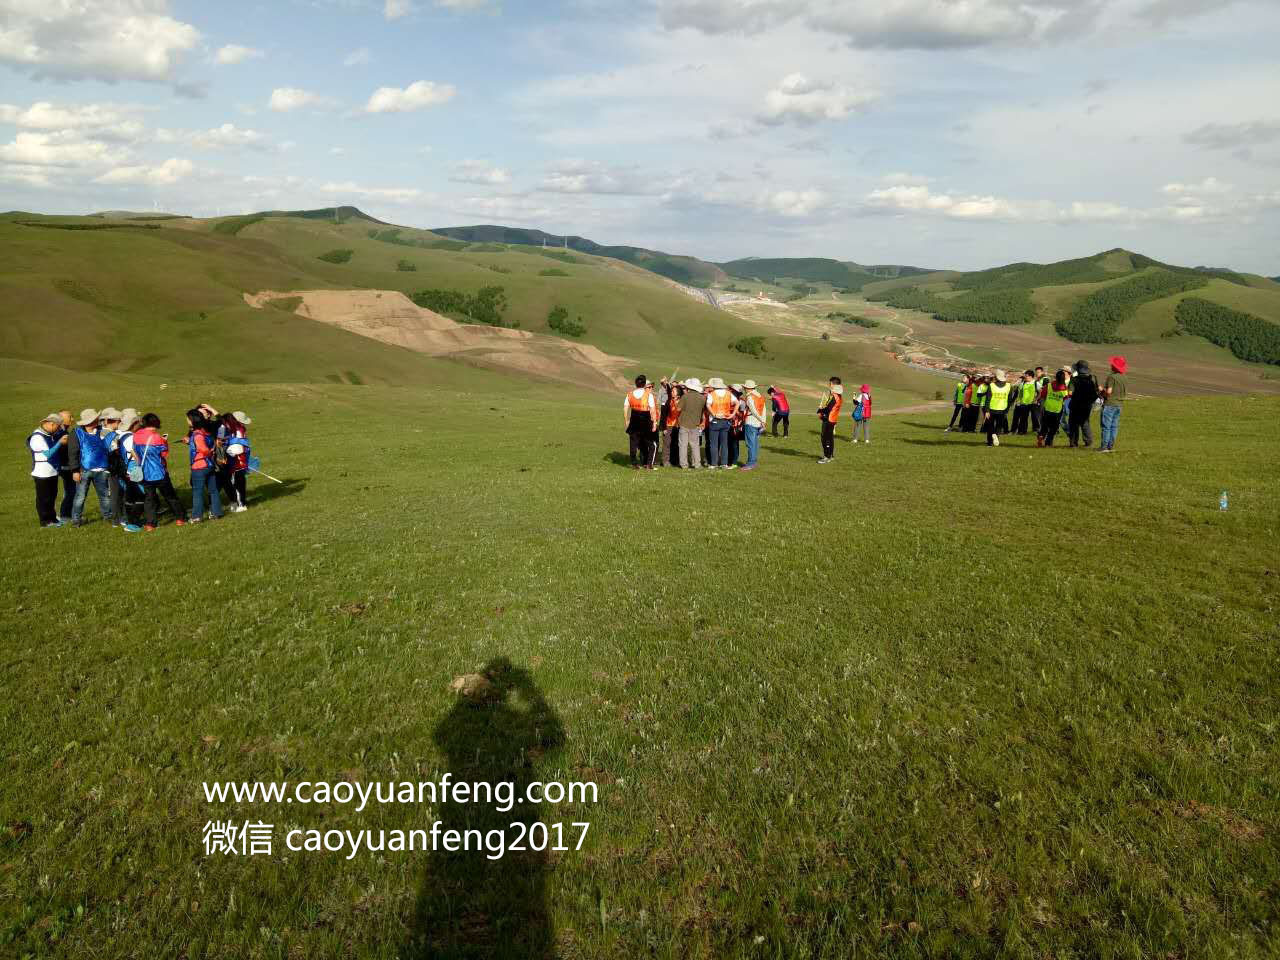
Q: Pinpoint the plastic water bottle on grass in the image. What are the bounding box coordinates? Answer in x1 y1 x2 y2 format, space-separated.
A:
1219 491 1228 512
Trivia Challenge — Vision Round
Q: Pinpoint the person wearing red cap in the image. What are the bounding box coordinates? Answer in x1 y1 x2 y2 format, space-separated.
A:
850 384 872 443
1099 356 1128 453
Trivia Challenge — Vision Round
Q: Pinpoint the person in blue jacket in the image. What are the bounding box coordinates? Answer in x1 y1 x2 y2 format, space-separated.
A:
69 408 115 527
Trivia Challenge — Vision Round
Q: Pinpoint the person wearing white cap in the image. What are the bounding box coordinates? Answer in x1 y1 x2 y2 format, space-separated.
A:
676 378 706 468
28 413 69 527
983 370 1013 447
739 381 767 470
68 408 115 526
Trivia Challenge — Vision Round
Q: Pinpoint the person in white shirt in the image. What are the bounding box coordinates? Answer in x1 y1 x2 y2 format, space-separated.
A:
28 413 67 527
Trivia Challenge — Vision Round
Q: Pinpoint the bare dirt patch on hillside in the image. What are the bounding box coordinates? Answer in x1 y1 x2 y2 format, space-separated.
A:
244 289 629 391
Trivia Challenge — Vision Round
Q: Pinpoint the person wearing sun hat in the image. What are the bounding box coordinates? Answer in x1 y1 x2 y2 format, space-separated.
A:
110 408 145 530
28 412 68 527
68 407 115 526
1099 355 1128 453
675 378 705 468
704 377 736 469
739 380 767 469
217 410 253 511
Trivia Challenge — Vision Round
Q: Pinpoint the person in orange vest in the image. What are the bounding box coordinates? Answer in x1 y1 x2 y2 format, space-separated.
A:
623 375 658 469
767 385 790 437
816 377 843 463
740 380 767 470
704 377 737 470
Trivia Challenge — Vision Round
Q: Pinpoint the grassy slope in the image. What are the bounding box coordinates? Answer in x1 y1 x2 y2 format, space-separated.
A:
0 215 943 403
1 361 1277 958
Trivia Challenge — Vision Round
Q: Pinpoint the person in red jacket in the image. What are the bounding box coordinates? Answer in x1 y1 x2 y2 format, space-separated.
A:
767 385 790 437
181 407 224 522
132 413 188 530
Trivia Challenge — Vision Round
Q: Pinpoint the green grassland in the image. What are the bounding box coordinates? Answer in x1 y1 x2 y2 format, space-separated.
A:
2 355 1278 958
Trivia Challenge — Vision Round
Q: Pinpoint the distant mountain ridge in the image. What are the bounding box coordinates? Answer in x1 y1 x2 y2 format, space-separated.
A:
429 224 727 288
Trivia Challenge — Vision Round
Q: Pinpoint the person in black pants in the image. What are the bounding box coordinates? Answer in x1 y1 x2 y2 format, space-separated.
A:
29 413 65 527
55 410 76 520
623 375 657 469
1067 360 1098 448
817 378 843 463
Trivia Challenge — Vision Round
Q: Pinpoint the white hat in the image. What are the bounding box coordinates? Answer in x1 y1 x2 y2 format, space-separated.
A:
995 369 1006 381
119 408 140 429
730 383 743 392
40 412 61 426
683 377 703 392
99 406 122 422
76 407 100 426
743 379 758 390
232 410 253 425
707 377 726 389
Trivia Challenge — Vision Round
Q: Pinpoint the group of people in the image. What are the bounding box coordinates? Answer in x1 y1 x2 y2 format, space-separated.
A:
26 404 255 530
622 375 873 469
943 356 1128 451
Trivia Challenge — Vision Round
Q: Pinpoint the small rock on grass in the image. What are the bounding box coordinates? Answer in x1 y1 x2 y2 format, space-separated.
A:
450 674 496 700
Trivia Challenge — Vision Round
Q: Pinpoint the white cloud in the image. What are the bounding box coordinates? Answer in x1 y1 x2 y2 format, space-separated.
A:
364 80 456 113
384 0 413 19
539 160 654 195
269 88 334 112
343 47 371 67
865 184 1025 220
319 180 422 203
1162 177 1232 195
449 160 510 185
214 44 262 65
757 73 876 125
0 131 130 169
95 156 193 185
0 101 144 140
155 123 265 150
881 172 932 186
758 188 825 217
659 0 1104 49
0 0 199 84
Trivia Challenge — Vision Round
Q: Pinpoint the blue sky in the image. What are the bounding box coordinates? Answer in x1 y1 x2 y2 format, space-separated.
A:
1 0 1277 272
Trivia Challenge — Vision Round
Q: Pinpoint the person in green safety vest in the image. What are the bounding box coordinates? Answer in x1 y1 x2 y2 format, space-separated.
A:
983 370 1013 447
944 373 970 432
1031 366 1047 433
1010 369 1037 435
1037 369 1070 447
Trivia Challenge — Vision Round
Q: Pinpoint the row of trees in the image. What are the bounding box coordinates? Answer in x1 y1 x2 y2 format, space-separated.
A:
1175 297 1280 365
412 286 514 327
1055 270 1207 342
865 286 1035 325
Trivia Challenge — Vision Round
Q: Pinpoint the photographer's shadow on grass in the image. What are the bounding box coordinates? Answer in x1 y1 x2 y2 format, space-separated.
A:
403 657 565 959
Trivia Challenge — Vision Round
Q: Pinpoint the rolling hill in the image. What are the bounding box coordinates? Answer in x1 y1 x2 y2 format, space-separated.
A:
0 207 942 408
429 224 728 288
719 256 935 291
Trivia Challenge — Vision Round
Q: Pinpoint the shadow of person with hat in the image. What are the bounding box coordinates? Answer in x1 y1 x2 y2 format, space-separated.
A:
402 657 565 959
